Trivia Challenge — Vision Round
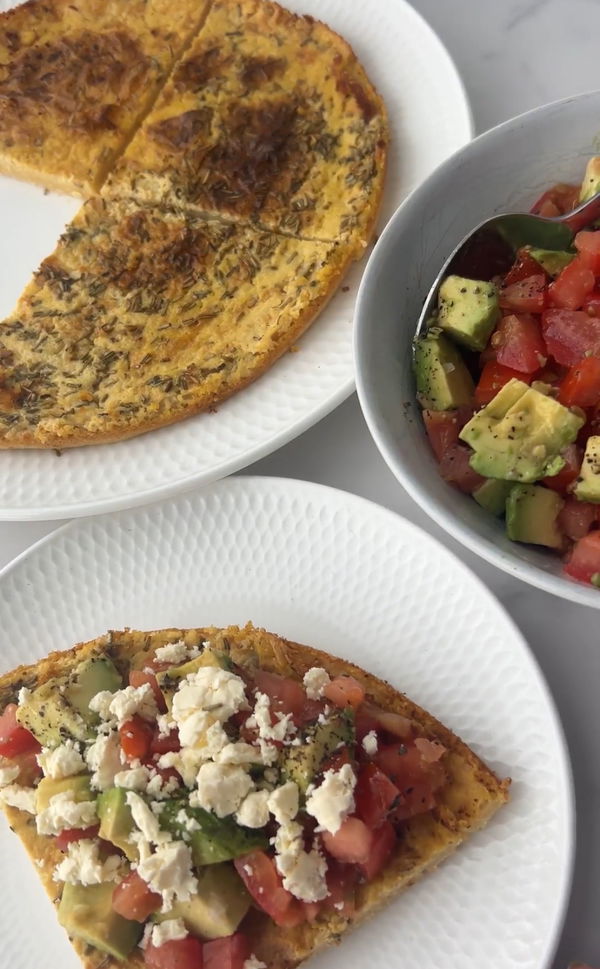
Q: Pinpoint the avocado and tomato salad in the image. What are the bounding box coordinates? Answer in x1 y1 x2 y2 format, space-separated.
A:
414 156 600 588
0 642 447 969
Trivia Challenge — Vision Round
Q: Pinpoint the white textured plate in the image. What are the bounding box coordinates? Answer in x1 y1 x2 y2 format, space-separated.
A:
0 0 472 520
0 477 572 969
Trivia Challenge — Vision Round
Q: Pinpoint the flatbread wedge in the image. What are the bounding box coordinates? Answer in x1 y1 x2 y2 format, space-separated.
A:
0 0 211 195
0 623 509 969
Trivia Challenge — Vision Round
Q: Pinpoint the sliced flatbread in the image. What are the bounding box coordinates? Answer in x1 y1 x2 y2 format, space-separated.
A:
0 198 350 447
102 0 388 253
0 0 211 195
0 623 509 969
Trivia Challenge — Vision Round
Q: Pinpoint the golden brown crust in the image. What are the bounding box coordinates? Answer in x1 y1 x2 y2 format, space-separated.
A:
0 624 509 969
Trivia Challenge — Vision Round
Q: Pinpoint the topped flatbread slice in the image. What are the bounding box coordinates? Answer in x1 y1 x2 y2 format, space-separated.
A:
102 0 388 253
0 0 211 196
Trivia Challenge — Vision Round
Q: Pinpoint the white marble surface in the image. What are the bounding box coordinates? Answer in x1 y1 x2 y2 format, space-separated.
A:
0 0 599 965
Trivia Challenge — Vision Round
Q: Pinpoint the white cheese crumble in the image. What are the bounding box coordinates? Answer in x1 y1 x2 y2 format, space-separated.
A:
154 641 189 664
126 791 171 845
90 683 157 727
236 790 270 829
156 713 175 739
192 763 253 818
245 692 295 743
305 764 356 834
0 763 20 787
53 839 122 885
36 792 97 836
362 731 378 756
172 667 247 729
17 687 31 706
244 957 267 969
149 918 188 947
136 841 198 912
277 845 328 903
85 732 123 791
303 667 331 700
267 782 299 825
215 742 261 766
0 784 36 813
114 766 152 791
37 741 85 780
157 748 206 788
146 771 181 800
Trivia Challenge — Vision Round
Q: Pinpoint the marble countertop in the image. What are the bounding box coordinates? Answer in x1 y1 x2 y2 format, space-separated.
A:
1 0 598 965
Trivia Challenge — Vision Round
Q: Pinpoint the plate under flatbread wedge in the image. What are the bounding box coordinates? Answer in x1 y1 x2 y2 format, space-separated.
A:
0 623 509 969
102 0 388 254
0 0 211 195
0 197 351 447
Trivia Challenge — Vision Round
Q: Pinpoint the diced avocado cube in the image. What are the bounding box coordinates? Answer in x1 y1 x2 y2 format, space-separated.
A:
460 379 584 482
413 331 474 412
437 275 500 351
66 659 122 722
36 773 93 813
17 678 89 746
472 478 513 516
574 435 600 502
506 484 564 548
579 156 600 202
97 788 137 861
156 647 231 708
156 864 250 940
58 882 141 960
527 247 574 278
281 712 354 794
159 800 267 865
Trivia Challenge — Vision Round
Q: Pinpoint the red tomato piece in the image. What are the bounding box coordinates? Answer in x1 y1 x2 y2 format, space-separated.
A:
360 702 412 739
10 748 42 785
558 499 599 541
55 825 100 852
503 249 548 286
564 531 600 584
422 410 461 462
499 274 546 313
145 937 204 969
322 861 357 917
375 742 446 822
355 763 400 828
548 257 596 311
575 229 600 274
359 821 397 882
474 361 532 406
252 670 306 719
494 314 547 373
203 934 250 969
113 871 162 922
119 716 154 761
583 286 600 317
323 676 365 711
234 851 298 926
558 357 600 408
321 748 353 774
530 183 579 216
0 703 40 758
129 670 167 713
296 698 327 726
149 728 181 756
542 444 582 494
542 309 600 365
354 704 381 742
321 817 373 865
438 444 486 494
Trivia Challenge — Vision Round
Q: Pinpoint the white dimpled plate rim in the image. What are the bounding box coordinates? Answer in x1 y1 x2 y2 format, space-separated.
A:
0 476 572 969
0 0 472 519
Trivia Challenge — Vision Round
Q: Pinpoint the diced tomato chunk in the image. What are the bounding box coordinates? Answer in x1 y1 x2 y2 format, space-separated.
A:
583 286 600 317
360 702 412 739
149 728 181 756
542 309 600 365
359 821 397 882
10 748 42 785
0 703 40 758
575 229 600 274
322 861 357 917
475 361 531 406
558 498 599 541
354 704 381 742
558 357 600 408
548 257 596 311
252 670 306 719
55 826 100 851
503 248 548 286
499 274 546 313
119 715 154 761
530 183 579 216
296 698 327 726
321 748 353 774
438 444 486 494
234 851 299 926
113 871 162 922
203 934 250 969
422 410 461 462
355 763 400 828
129 670 167 713
564 530 600 584
375 742 446 822
323 676 365 711
321 817 373 865
493 314 547 373
542 444 582 495
145 937 204 969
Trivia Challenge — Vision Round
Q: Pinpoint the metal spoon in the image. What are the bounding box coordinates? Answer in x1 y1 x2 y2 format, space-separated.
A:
414 190 600 341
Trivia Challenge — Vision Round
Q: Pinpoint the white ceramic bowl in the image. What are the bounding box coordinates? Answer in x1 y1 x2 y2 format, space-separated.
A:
355 90 600 608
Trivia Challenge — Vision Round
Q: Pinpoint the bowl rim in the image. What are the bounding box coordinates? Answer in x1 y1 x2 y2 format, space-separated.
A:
354 88 600 609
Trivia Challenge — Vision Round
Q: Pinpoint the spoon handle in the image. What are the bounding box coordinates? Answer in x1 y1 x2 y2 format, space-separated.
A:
557 192 600 233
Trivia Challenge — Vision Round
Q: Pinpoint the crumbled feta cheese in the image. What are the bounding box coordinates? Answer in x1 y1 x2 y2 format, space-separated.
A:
243 956 266 969
245 693 295 743
263 768 279 785
17 687 31 706
271 819 303 857
38 741 85 780
150 918 188 947
0 784 36 813
176 808 200 832
114 766 152 791
146 771 181 800
0 763 19 787
36 792 97 836
154 641 188 664
305 764 356 834
170 668 247 748
193 763 253 818
277 845 328 903
88 690 115 721
177 710 214 748
156 713 176 739
362 731 378 756
236 790 270 829
215 742 261 766
139 924 153 951
126 791 171 845
267 782 299 825
303 667 331 700
53 839 122 885
158 748 205 788
136 841 198 912
85 732 123 791
109 684 158 726
333 901 344 911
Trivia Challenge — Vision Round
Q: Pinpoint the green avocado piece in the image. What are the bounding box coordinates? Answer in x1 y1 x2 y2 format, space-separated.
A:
66 659 122 722
159 800 267 865
58 882 141 961
413 331 474 412
574 435 600 502
156 647 231 709
437 275 500 351
97 788 137 862
527 247 574 278
472 478 513 516
506 484 565 548
460 379 584 482
579 156 600 202
281 712 355 794
156 864 250 940
36 773 94 813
